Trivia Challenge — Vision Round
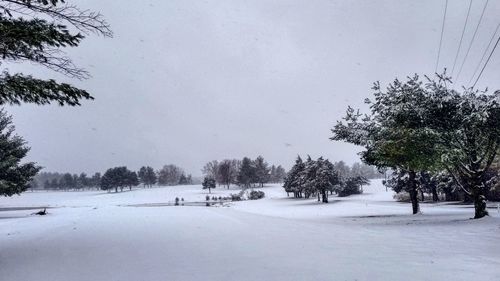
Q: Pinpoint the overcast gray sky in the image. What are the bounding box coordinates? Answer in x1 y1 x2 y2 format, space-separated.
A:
5 0 500 176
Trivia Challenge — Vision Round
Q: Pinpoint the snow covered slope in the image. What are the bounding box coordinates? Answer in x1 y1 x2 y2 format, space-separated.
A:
1 180 499 281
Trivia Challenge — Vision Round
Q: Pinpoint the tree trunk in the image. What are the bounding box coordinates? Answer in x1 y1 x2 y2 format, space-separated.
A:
408 170 420 214
420 189 424 202
471 186 488 219
209 187 211 194
114 187 118 193
321 190 328 203
431 185 439 202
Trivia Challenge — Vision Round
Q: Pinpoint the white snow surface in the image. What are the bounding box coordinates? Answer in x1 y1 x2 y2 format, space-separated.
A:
1 180 499 281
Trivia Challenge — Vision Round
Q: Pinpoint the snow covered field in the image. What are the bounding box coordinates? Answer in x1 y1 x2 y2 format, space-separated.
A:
1 180 499 281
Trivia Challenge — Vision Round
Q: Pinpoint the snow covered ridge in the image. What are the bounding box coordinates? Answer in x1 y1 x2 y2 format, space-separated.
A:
1 180 499 281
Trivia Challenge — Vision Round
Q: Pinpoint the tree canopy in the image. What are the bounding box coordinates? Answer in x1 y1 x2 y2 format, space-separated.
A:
0 0 112 105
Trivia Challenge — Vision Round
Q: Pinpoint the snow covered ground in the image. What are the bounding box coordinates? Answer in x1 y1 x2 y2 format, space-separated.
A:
1 180 499 281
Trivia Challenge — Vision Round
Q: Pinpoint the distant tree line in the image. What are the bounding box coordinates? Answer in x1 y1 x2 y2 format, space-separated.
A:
32 164 194 193
201 156 286 189
283 156 370 203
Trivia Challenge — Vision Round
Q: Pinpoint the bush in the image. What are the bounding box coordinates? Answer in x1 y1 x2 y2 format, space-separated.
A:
206 195 210 201
175 197 180 206
249 190 265 200
338 182 362 197
230 194 242 201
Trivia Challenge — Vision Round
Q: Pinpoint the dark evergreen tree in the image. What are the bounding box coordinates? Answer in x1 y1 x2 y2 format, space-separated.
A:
101 166 133 192
124 170 139 191
237 157 255 188
202 177 216 194
138 166 157 187
178 174 188 185
254 156 270 187
90 172 101 189
0 109 40 196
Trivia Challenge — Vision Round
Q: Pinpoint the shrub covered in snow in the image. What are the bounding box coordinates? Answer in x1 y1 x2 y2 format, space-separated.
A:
249 190 265 200
338 176 368 197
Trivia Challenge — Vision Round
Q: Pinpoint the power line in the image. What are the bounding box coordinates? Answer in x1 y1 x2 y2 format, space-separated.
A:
471 33 500 88
435 0 449 73
456 0 489 80
451 0 473 76
468 22 500 87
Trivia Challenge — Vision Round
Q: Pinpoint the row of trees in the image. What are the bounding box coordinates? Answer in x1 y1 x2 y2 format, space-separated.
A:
283 156 369 203
38 172 103 191
32 164 194 192
202 156 286 188
331 73 500 218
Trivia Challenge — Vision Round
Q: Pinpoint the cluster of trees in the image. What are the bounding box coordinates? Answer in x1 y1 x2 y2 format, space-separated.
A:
37 172 102 191
157 164 192 186
332 73 500 218
331 161 383 180
283 156 369 203
202 156 286 189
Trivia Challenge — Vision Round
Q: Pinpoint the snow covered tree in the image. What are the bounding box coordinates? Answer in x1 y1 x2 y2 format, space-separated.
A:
300 156 319 199
254 156 270 187
0 0 111 106
202 177 216 194
312 158 340 203
138 166 156 187
283 156 305 198
332 75 442 214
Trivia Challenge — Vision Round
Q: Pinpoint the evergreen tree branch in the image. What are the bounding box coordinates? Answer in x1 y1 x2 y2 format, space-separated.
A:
0 72 93 105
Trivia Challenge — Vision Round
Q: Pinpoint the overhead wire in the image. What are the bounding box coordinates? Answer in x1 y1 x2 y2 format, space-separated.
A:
471 32 500 88
451 0 473 76
435 0 449 73
456 0 489 80
468 22 500 87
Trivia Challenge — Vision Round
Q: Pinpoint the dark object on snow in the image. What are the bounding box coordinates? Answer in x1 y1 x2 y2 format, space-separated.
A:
249 190 265 200
230 194 242 201
175 197 180 206
34 208 47 215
